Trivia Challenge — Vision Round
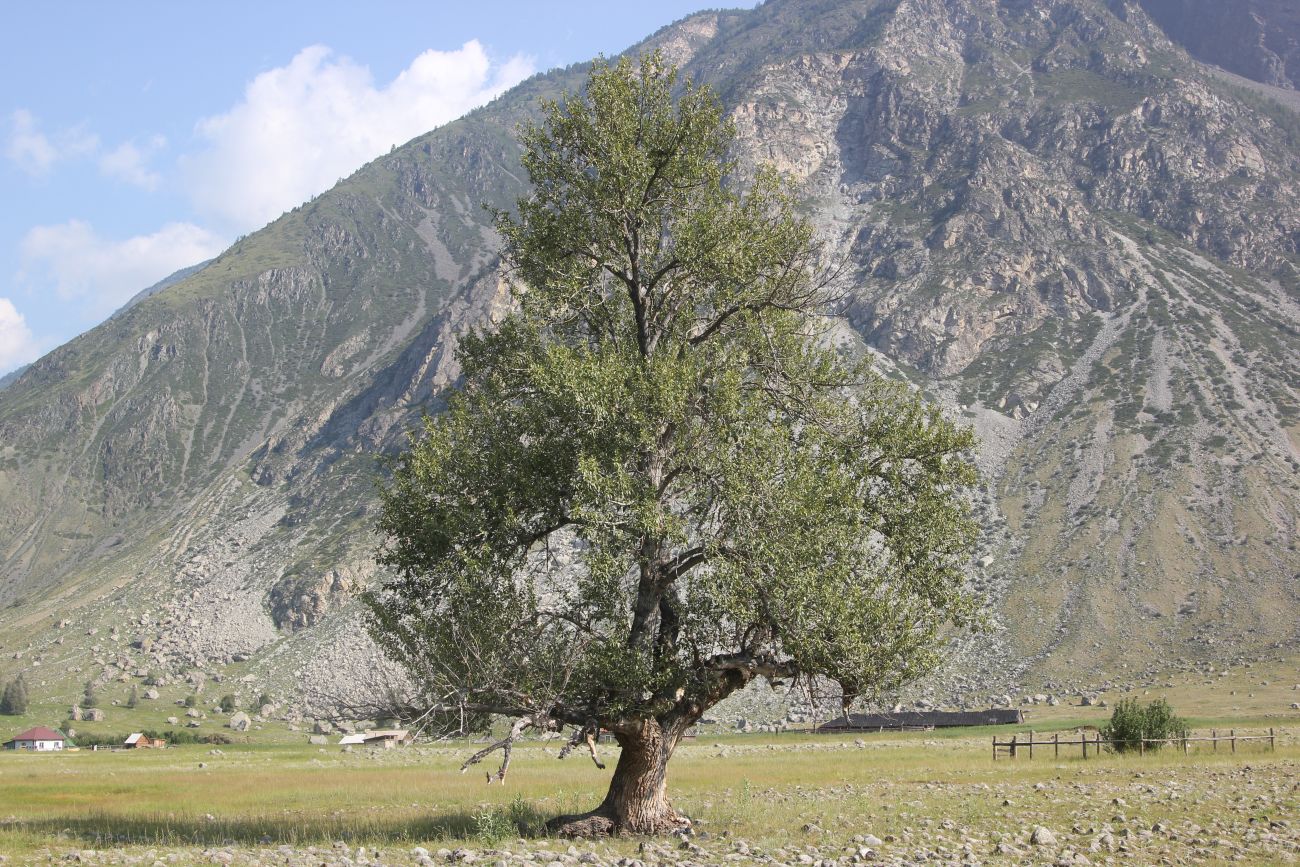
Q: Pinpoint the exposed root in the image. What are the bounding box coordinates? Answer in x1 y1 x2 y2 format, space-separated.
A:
547 806 689 837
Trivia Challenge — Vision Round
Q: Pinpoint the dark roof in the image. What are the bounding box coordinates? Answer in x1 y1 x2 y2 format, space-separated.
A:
6 726 67 742
816 709 1023 730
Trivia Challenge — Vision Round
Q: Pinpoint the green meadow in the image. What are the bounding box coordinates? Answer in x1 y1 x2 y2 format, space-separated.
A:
0 720 1295 865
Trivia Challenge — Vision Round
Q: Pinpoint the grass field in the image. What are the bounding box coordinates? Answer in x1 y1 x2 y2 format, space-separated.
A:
0 721 1296 866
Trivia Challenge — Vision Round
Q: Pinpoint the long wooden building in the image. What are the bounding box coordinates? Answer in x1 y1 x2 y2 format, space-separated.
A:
815 709 1023 731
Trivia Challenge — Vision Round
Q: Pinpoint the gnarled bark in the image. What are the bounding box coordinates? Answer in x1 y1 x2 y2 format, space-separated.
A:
548 717 690 836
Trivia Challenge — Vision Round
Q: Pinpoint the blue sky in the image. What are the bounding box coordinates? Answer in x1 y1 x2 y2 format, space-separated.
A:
0 1 747 375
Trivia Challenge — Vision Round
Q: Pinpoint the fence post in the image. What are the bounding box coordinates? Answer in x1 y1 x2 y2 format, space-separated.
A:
1011 733 1017 759
1270 728 1275 751
1028 730 1034 759
1054 732 1059 758
1182 732 1188 755
1213 729 1217 751
1231 729 1236 754
993 736 997 761
1082 732 1087 759
1139 729 1144 757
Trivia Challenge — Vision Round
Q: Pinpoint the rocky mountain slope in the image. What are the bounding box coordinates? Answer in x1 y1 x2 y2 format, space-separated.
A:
1138 0 1300 90
1 0 1297 719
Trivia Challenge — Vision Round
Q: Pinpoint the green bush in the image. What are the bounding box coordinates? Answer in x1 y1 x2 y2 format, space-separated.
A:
126 686 139 709
219 694 237 713
80 681 98 709
1103 697 1188 753
71 729 233 748
183 694 198 708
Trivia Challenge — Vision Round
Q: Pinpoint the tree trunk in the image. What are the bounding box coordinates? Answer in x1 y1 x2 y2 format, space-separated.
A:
549 718 687 836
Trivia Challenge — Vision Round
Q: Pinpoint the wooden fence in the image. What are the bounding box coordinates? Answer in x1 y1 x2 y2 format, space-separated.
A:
993 728 1276 760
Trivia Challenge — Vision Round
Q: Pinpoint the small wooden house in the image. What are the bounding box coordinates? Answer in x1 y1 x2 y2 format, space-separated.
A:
124 733 166 749
3 726 68 751
337 728 411 749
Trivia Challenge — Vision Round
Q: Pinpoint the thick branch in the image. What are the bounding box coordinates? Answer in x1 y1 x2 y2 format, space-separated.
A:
558 719 607 770
460 715 543 783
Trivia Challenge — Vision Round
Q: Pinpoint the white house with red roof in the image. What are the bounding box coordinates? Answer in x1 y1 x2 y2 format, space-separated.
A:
3 726 68 751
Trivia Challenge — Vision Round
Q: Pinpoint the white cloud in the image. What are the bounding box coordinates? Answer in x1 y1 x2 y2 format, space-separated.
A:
19 220 226 317
5 109 98 175
0 298 40 373
100 135 167 190
7 110 56 174
183 41 534 231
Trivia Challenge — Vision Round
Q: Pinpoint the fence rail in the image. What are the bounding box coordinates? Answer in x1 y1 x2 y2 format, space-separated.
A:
993 728 1276 760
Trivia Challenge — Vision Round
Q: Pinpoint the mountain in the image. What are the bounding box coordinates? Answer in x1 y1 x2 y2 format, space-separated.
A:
1 0 1297 717
0 365 27 392
111 261 214 319
1137 0 1300 90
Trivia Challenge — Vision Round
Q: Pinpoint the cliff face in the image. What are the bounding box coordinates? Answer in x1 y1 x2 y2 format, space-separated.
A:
1 0 1297 711
1138 0 1300 89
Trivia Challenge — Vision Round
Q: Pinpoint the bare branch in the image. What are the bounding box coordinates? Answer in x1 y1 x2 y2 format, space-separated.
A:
558 718 606 770
460 714 549 784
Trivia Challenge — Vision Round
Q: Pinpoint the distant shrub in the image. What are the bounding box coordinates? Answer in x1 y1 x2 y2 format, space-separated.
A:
1103 698 1188 753
81 682 98 709
71 729 233 748
0 675 28 715
219 694 237 713
142 728 232 746
126 686 139 709
183 694 198 708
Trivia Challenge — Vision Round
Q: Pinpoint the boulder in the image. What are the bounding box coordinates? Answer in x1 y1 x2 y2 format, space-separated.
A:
69 705 83 721
308 734 328 745
144 688 160 700
84 708 105 722
1030 826 1058 846
312 720 333 735
228 712 251 732
167 716 179 725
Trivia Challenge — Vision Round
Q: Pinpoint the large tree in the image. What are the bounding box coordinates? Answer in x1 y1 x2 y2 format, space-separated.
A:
367 52 981 836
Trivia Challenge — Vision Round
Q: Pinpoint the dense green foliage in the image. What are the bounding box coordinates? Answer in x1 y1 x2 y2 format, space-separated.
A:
1103 697 1189 753
80 681 97 709
368 53 979 750
0 676 28 715
126 686 139 709
219 694 238 713
70 729 233 748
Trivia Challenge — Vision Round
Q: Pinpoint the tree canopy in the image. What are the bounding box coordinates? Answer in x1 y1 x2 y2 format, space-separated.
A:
366 51 981 835
0 675 27 716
